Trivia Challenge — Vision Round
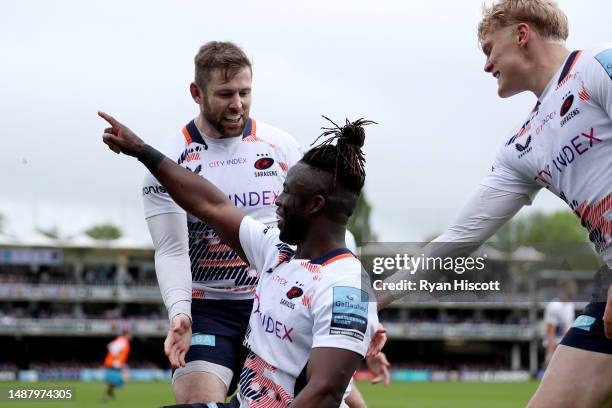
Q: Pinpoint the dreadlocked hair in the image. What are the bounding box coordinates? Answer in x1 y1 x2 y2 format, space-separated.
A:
301 116 376 193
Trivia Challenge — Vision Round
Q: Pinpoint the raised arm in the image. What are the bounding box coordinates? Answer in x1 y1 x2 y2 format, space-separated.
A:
99 111 246 260
378 184 531 309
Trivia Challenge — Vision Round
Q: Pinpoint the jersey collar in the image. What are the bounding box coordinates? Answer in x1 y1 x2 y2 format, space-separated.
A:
537 50 583 104
310 248 355 266
557 50 583 86
241 117 254 139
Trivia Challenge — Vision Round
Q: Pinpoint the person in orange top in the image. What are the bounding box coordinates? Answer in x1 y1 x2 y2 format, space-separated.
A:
101 327 132 402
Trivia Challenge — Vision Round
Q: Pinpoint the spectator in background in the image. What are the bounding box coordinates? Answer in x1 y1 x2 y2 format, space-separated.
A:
543 278 577 368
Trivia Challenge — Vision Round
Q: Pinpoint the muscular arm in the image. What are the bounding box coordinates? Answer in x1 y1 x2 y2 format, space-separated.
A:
378 185 531 309
291 348 362 408
146 213 192 321
99 111 246 261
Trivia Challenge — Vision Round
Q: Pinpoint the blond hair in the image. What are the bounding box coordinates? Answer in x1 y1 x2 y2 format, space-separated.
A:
478 0 569 45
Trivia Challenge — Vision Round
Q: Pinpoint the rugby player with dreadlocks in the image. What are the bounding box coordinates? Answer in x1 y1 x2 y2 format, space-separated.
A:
99 111 381 408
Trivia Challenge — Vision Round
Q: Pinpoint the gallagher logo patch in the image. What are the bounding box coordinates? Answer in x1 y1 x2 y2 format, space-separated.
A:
330 286 368 341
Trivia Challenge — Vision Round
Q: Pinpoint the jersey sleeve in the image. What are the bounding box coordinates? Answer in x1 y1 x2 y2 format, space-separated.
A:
146 212 192 321
434 185 531 244
238 216 284 273
142 133 188 219
382 185 531 302
142 172 185 218
480 145 540 201
310 264 379 358
586 46 612 120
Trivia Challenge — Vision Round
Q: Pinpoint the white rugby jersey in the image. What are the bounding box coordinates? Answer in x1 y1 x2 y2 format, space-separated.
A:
482 45 612 263
236 216 379 407
143 118 301 300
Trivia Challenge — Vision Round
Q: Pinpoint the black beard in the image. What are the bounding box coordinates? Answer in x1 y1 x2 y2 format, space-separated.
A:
279 213 310 245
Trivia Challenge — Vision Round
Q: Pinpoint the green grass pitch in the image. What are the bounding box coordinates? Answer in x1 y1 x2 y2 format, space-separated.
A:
0 380 539 407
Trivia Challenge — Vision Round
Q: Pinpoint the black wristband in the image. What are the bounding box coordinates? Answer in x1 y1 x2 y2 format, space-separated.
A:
137 144 165 174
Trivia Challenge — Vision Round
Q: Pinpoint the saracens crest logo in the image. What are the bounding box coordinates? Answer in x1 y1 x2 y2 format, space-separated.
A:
253 153 278 178
560 93 574 116
286 285 304 299
254 156 275 170
280 282 304 310
559 92 581 128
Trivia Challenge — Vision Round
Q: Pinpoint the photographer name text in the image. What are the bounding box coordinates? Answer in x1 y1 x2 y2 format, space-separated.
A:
373 279 501 292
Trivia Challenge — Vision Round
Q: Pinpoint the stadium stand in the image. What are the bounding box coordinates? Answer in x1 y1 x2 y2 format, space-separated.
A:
0 234 596 382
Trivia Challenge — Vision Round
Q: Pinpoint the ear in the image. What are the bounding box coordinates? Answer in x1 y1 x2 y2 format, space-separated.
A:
516 23 531 48
307 195 326 216
190 82 204 104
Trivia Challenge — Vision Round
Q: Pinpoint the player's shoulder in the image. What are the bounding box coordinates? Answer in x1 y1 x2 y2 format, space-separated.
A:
493 114 532 160
580 43 612 60
242 215 280 238
317 251 363 284
492 93 542 153
578 44 612 74
313 254 372 306
155 123 192 157
240 216 286 256
142 122 192 184
250 118 300 148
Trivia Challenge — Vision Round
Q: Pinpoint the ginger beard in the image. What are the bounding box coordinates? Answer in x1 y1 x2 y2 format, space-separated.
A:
201 96 247 138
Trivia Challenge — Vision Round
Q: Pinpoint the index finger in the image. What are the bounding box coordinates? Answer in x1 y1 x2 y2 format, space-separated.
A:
98 111 120 127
